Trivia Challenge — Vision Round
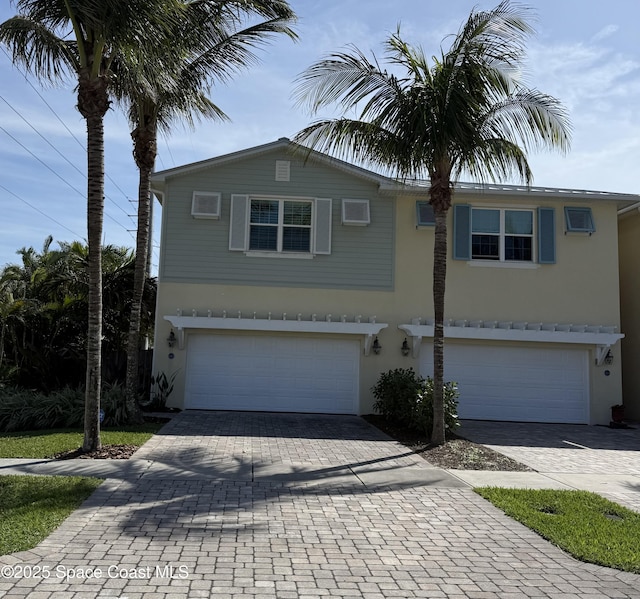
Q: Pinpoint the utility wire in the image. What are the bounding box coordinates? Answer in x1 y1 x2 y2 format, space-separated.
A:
0 89 134 222
0 125 134 237
0 182 84 240
0 47 133 205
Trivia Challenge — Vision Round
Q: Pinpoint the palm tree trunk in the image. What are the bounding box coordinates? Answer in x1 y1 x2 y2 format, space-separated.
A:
125 119 156 410
431 207 447 445
78 71 109 452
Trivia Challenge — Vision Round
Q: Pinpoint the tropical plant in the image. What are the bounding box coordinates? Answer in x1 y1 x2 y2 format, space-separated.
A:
140 371 178 411
0 238 155 391
0 0 182 451
113 0 297 409
0 382 141 432
293 1 570 445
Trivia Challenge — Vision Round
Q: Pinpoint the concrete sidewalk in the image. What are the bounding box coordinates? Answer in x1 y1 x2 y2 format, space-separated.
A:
2 417 639 509
453 419 640 512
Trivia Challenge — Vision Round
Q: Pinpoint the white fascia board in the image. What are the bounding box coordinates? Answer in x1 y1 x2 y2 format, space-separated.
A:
150 138 389 188
164 315 388 354
398 323 623 345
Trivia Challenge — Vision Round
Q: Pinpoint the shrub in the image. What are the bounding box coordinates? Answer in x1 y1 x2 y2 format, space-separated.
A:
372 368 423 425
0 383 140 432
102 382 142 427
372 368 459 436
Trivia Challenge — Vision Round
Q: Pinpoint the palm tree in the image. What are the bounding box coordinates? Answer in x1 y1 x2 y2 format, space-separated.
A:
293 1 570 445
115 0 297 408
0 0 180 451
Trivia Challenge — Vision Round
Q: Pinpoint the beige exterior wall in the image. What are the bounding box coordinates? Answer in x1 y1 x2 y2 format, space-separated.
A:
395 194 622 325
619 211 640 420
153 193 624 424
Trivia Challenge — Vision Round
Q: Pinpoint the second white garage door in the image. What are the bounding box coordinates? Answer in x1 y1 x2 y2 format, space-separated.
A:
185 334 359 413
420 343 589 423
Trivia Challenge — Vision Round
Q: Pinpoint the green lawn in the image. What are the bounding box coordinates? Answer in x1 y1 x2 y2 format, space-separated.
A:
0 422 165 458
0 475 102 555
476 487 640 573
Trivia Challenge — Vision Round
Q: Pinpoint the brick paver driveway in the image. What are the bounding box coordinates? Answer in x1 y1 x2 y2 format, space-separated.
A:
1 411 639 598
460 420 640 512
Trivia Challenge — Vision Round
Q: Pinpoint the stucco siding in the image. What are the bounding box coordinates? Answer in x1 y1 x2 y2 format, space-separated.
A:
158 149 394 290
619 211 640 420
394 197 622 326
151 142 628 425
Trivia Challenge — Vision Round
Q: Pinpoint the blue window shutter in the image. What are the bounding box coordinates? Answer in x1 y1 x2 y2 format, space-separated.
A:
229 194 249 251
313 198 332 255
453 205 471 260
538 207 556 264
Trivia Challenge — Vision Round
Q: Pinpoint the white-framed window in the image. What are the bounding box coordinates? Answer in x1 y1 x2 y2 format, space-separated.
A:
191 191 221 219
564 207 595 233
471 208 534 262
229 195 332 256
249 198 312 253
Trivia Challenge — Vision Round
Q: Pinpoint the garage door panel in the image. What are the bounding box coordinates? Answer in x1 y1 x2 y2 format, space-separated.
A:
421 343 588 424
185 334 359 413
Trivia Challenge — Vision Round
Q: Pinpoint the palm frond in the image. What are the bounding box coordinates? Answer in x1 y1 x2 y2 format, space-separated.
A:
293 46 404 118
0 15 77 81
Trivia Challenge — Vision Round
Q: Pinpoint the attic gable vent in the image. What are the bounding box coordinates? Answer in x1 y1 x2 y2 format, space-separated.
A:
192 192 221 219
275 160 290 181
342 199 370 226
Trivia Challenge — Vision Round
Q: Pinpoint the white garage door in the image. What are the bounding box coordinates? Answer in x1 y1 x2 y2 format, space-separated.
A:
185 334 359 413
420 343 589 423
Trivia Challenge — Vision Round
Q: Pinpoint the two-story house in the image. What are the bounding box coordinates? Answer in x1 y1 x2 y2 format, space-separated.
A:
150 138 638 425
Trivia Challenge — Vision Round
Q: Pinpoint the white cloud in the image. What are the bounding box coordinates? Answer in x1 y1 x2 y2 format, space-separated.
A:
591 24 619 42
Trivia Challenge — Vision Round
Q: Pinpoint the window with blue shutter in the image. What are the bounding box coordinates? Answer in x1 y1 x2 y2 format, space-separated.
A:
453 204 471 260
455 205 554 264
538 207 556 264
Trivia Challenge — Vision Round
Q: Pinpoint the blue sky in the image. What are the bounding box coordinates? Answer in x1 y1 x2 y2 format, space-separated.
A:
1 0 638 271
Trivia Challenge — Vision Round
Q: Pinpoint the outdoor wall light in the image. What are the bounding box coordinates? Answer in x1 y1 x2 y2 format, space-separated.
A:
372 336 382 355
167 330 177 348
604 349 613 365
401 338 410 357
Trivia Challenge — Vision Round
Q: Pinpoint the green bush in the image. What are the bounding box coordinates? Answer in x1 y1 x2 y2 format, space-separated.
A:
372 368 459 436
0 386 84 432
0 383 140 432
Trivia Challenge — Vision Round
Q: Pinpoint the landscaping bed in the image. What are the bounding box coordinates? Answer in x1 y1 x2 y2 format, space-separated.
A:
363 414 532 471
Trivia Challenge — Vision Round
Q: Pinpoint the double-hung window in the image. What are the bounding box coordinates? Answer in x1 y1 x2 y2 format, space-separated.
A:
249 198 312 253
471 208 534 262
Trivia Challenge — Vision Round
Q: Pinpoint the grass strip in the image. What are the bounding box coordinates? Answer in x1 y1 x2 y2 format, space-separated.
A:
0 475 102 555
0 422 164 458
476 487 640 573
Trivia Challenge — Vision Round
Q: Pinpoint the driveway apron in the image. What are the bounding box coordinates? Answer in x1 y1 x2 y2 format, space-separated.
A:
459 420 640 513
0 411 639 598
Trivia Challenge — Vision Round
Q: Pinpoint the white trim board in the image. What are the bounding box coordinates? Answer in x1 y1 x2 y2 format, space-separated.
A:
164 315 388 355
398 322 623 361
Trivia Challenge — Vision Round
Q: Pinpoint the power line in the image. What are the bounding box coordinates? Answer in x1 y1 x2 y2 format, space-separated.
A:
0 46 134 206
0 125 135 237
0 92 135 223
0 182 84 240
0 92 86 178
